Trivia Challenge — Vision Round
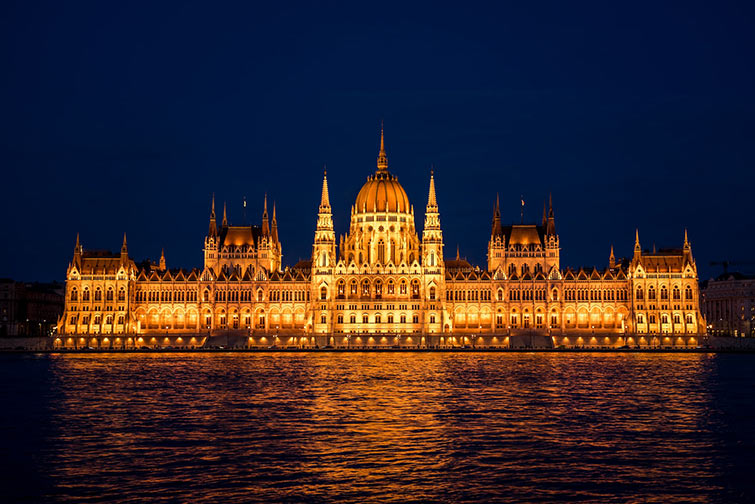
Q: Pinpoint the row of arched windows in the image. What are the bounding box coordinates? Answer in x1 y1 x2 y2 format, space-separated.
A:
636 285 693 301
71 287 126 302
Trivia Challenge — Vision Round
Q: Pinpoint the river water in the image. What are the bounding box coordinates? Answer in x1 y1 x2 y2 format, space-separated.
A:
1 352 753 503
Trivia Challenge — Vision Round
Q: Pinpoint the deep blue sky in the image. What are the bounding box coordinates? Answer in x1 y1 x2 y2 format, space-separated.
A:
2 1 754 281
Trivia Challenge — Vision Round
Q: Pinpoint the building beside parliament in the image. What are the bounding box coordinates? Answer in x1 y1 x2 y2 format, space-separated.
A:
55 129 706 349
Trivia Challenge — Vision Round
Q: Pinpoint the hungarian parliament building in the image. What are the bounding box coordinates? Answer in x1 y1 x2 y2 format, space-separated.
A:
56 129 706 349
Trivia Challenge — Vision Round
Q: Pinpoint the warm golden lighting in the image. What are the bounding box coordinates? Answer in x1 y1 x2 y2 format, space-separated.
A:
56 129 704 350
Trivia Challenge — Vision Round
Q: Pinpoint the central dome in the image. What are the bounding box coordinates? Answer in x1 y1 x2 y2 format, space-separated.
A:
353 125 411 214
354 170 411 214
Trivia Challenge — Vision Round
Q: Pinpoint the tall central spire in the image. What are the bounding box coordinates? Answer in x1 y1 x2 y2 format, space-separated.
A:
377 121 388 171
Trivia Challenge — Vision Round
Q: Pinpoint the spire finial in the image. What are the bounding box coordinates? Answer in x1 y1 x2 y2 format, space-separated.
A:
122 232 127 249
75 232 80 250
222 201 228 227
377 121 388 171
684 229 689 248
609 244 615 268
211 193 216 217
320 169 331 210
261 193 270 235
159 248 166 271
427 168 437 208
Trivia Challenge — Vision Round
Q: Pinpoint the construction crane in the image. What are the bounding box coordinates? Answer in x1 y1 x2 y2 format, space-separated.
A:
710 261 755 275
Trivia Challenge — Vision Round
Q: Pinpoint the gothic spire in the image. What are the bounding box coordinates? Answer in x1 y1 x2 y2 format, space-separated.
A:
222 201 228 227
377 121 388 171
159 248 166 271
427 168 437 209
209 193 217 237
261 193 270 235
491 194 502 237
320 167 331 211
684 229 690 249
546 193 556 235
121 233 128 254
633 229 641 259
609 244 615 268
271 202 279 243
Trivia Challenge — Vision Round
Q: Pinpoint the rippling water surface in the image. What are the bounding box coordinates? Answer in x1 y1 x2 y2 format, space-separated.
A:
1 352 754 503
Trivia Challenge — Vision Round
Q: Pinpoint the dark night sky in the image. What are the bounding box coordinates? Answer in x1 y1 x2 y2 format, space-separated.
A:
2 1 754 282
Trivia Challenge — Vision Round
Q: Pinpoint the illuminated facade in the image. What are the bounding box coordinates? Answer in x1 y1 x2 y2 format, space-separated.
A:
56 129 706 349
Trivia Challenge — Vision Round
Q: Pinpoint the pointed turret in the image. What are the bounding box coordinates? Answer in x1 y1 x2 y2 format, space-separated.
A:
422 169 443 267
377 121 388 171
261 194 270 235
456 244 460 261
271 202 279 243
633 229 641 259
491 194 502 237
159 248 166 271
313 169 335 270
683 229 695 265
546 193 556 235
73 233 82 268
222 201 228 228
208 193 217 237
319 168 331 211
427 168 438 209
120 233 128 264
609 244 615 269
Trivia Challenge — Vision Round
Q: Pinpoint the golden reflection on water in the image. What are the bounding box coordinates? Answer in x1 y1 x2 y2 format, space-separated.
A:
37 353 732 502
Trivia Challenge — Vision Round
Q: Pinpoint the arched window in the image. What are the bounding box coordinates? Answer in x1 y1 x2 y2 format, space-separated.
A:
660 286 668 300
375 314 381 323
106 288 113 301
411 280 420 299
428 251 435 267
636 287 643 300
82 288 90 301
377 239 385 264
94 288 102 301
337 280 345 299
319 251 329 267
203 289 210 302
400 280 407 295
673 286 680 300
350 280 358 296
320 286 328 300
429 286 436 300
552 288 559 301
118 288 125 301
362 279 370 297
685 286 693 300
497 288 504 301
429 314 436 324
257 289 264 302
387 314 394 323
648 287 656 300
70 288 78 301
